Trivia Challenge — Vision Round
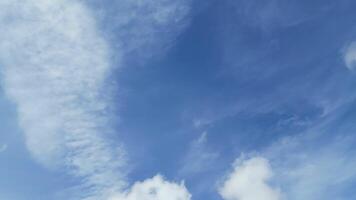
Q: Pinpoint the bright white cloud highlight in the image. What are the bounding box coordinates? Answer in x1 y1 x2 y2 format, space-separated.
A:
344 41 356 71
0 0 191 199
111 175 191 200
219 157 281 200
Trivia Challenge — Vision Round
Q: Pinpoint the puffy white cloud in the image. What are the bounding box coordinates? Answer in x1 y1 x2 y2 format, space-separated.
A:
344 41 356 71
110 175 191 200
0 0 191 199
219 157 281 200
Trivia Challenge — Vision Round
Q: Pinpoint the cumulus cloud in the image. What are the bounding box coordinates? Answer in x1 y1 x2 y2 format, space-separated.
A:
0 0 191 199
344 41 356 71
219 157 282 200
110 175 191 200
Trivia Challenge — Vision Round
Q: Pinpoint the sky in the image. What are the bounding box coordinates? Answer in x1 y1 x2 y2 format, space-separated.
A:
1 0 356 200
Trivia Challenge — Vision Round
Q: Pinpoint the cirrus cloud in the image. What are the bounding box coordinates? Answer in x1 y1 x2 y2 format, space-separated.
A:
0 0 191 199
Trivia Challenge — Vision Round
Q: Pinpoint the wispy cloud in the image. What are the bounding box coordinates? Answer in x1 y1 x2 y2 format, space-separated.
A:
265 124 356 199
0 144 7 153
214 108 356 199
0 0 191 199
89 0 191 64
344 41 356 71
226 0 332 32
0 0 126 198
179 132 219 176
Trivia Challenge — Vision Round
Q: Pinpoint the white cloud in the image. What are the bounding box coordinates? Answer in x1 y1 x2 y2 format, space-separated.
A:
110 175 191 200
0 0 191 199
219 157 282 200
344 41 356 71
0 0 126 198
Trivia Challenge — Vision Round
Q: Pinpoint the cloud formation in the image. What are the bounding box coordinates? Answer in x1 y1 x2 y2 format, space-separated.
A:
344 41 356 71
111 175 191 200
180 132 219 176
89 0 191 63
0 144 7 153
0 0 191 199
265 117 356 200
0 0 126 198
219 157 281 200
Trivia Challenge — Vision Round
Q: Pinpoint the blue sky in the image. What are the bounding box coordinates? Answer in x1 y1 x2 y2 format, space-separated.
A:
1 0 356 200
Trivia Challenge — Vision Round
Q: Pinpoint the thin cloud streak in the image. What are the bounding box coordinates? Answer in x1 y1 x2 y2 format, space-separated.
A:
0 144 7 153
88 0 191 64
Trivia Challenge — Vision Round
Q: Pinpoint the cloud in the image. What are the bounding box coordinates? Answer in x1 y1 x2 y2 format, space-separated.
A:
88 0 191 63
226 0 333 32
179 132 219 176
0 0 126 198
0 144 7 153
0 0 191 199
344 41 356 71
219 157 282 200
214 102 356 200
110 175 191 200
264 124 356 199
